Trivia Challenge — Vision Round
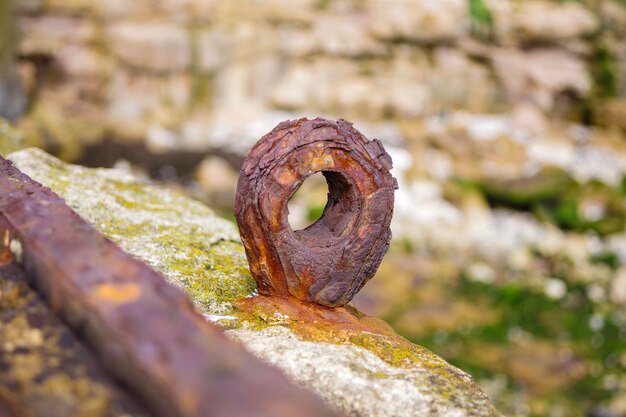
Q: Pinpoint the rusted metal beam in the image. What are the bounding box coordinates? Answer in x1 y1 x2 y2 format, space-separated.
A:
0 157 338 417
0 260 151 417
235 118 397 308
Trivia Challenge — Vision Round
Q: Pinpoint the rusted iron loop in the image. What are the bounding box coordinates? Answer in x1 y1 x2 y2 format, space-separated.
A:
235 118 397 308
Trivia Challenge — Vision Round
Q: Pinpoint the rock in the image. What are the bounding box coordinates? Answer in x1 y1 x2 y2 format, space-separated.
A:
270 63 316 110
487 0 598 43
478 166 575 207
197 24 279 75
278 14 389 58
309 14 388 57
107 69 164 122
204 25 281 112
13 0 43 13
510 102 548 135
490 48 591 109
526 131 626 187
228 0 317 24
422 111 626 187
180 111 403 159
270 58 369 115
513 1 597 42
197 23 281 111
428 47 501 113
55 45 111 81
7 148 502 417
197 27 236 72
270 48 500 119
366 0 468 43
24 95 106 161
106 22 191 72
17 15 97 56
51 0 154 18
195 155 239 212
596 99 626 131
600 1 626 37
196 155 238 193
181 110 293 155
155 0 216 24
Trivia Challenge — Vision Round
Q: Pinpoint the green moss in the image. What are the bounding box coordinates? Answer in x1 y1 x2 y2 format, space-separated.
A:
468 0 493 39
591 42 618 100
590 251 620 270
316 0 332 10
370 370 389 379
478 166 575 208
307 204 325 223
468 0 493 26
407 270 626 417
536 179 626 236
189 27 213 109
476 168 625 236
0 119 28 155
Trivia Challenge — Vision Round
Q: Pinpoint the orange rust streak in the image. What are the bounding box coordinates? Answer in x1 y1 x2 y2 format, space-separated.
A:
276 167 297 187
235 295 397 338
0 229 12 266
93 283 141 304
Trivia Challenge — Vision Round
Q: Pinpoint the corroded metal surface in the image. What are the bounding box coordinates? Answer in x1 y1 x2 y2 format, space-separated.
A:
0 157 338 417
0 262 150 417
235 118 397 308
0 387 24 417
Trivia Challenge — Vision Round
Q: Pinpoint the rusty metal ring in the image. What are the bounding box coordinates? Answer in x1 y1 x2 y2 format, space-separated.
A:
235 118 397 308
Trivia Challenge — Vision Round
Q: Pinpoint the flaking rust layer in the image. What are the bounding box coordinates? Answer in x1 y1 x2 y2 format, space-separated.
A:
235 118 397 308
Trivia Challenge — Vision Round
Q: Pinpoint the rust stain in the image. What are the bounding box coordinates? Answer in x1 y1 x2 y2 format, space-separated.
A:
235 118 398 308
275 166 298 187
0 230 13 267
235 295 398 338
94 283 141 304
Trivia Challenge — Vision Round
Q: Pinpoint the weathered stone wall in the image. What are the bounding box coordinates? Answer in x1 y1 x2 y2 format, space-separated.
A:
10 0 626 159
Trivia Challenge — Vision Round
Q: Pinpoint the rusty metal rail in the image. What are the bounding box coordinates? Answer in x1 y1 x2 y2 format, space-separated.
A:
0 260 151 417
0 156 338 417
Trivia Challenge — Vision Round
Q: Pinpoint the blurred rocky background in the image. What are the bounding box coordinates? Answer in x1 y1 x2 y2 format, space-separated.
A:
1 0 626 416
